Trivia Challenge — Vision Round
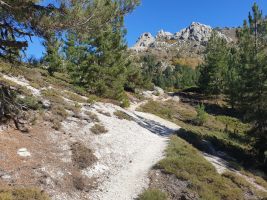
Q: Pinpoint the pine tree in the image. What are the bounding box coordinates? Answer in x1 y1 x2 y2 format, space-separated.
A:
64 9 131 105
236 3 267 163
43 34 63 76
198 32 229 96
224 47 242 109
0 0 139 61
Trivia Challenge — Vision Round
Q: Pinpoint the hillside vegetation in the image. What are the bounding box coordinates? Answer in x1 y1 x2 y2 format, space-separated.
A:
0 1 267 200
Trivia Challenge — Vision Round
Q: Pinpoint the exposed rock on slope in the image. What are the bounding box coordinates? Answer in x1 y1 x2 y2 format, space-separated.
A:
131 22 234 52
131 22 236 68
0 72 180 200
132 32 155 51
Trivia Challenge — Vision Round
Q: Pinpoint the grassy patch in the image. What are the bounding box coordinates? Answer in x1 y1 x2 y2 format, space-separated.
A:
84 111 100 122
97 109 111 117
90 124 108 135
138 189 167 200
16 95 41 110
63 91 87 103
0 188 49 200
158 136 246 200
114 110 133 121
139 100 253 163
240 170 267 189
222 172 267 198
71 142 97 170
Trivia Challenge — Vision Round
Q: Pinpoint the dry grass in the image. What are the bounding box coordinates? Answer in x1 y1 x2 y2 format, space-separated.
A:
97 109 111 117
85 111 100 122
114 110 133 121
63 91 87 103
139 189 167 200
90 124 108 135
71 142 97 170
0 188 50 200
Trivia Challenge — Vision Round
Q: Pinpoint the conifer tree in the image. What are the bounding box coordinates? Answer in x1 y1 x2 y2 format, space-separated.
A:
43 34 63 76
198 32 229 96
64 4 132 105
236 3 267 159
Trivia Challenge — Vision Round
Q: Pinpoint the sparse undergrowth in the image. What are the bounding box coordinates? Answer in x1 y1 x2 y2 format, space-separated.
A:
71 142 97 170
157 136 267 200
114 110 133 121
139 100 254 164
90 124 108 135
0 188 50 200
85 111 100 122
138 189 167 200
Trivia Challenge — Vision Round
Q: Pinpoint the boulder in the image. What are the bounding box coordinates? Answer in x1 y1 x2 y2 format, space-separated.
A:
172 96 180 102
153 86 164 96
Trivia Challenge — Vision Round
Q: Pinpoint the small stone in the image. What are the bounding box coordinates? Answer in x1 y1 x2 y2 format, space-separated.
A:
2 174 11 180
172 96 180 102
17 148 31 157
41 99 51 109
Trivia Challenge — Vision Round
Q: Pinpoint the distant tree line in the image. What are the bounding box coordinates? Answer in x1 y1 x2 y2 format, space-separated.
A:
140 55 199 91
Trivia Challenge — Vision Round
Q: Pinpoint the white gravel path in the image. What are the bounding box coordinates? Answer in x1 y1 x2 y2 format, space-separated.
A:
84 102 180 200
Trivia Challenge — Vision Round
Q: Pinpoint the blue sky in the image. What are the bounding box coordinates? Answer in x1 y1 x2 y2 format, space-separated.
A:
26 0 267 59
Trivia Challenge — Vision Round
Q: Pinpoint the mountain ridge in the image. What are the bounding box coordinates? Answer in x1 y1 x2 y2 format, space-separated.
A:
130 22 236 68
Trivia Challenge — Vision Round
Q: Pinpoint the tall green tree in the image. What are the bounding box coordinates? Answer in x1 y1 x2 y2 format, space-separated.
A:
198 32 229 95
43 34 63 76
0 0 139 60
64 0 138 106
236 3 267 160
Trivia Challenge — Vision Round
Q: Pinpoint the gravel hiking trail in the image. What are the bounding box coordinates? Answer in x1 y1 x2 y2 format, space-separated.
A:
87 100 180 200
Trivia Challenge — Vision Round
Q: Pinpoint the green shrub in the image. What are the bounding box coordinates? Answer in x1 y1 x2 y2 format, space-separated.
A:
194 104 207 125
16 96 40 110
121 97 130 108
139 189 167 200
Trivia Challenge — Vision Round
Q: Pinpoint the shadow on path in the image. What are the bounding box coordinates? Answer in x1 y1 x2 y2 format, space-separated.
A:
132 114 177 137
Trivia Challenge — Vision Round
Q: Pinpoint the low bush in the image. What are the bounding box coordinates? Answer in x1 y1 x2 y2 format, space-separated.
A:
71 142 97 170
139 189 167 200
63 91 87 103
85 111 100 122
16 96 40 110
193 104 207 126
114 110 133 121
90 124 108 135
97 109 111 117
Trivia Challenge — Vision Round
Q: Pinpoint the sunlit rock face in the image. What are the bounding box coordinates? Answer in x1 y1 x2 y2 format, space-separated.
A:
131 22 233 52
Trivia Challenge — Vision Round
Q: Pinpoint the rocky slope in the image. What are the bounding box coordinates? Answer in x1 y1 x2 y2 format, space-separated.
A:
131 22 236 68
0 68 180 200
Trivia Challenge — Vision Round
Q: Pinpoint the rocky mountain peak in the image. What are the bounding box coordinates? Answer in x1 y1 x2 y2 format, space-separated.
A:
131 22 234 52
156 30 174 40
175 22 212 42
132 32 155 51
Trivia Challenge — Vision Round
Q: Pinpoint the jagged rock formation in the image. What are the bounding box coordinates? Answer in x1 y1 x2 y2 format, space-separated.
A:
132 32 155 51
131 22 234 52
130 22 236 67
